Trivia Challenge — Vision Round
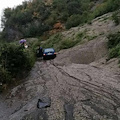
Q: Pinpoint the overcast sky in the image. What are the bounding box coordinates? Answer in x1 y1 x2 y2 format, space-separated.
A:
0 0 29 30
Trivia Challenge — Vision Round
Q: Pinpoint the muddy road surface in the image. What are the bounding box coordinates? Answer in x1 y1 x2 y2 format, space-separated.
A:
0 56 120 120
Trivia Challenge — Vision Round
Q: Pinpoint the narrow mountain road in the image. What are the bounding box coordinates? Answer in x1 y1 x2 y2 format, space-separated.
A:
1 57 120 120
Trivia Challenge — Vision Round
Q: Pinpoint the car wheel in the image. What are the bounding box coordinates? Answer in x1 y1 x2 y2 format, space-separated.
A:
43 56 46 60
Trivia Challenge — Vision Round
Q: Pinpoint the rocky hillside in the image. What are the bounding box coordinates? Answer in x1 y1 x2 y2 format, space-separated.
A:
41 10 120 52
1 0 119 41
0 10 120 120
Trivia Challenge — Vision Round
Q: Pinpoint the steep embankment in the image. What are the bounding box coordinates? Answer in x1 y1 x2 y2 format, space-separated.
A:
54 12 119 65
0 12 120 120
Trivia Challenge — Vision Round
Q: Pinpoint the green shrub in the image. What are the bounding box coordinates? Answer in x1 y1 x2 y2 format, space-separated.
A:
0 67 11 84
91 0 120 19
108 32 120 49
60 39 78 49
86 35 97 41
41 33 62 51
108 32 120 59
76 32 84 39
109 45 120 59
0 43 35 85
66 14 82 29
112 11 120 25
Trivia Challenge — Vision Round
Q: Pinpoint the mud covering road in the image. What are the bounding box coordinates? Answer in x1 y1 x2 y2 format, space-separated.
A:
1 39 120 120
0 57 120 120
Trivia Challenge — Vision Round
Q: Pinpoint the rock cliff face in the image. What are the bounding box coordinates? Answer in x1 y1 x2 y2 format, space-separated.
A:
0 12 120 120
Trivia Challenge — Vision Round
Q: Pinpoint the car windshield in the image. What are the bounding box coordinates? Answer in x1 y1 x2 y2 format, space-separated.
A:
44 48 54 52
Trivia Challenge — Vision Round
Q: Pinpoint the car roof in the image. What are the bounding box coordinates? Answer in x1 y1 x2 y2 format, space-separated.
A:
44 48 54 50
43 48 55 52
44 48 54 49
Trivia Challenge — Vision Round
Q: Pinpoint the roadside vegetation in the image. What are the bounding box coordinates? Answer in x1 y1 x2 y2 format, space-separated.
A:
108 32 120 59
38 31 85 51
0 41 35 92
38 29 98 51
112 10 120 25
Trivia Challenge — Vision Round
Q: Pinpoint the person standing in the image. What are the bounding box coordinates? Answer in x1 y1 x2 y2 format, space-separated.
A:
37 46 43 57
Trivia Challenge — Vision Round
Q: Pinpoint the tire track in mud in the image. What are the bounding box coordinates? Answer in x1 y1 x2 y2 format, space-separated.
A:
53 63 120 104
49 60 120 119
41 60 76 120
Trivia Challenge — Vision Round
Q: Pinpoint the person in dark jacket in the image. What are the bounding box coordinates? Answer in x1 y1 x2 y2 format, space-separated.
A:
36 46 43 57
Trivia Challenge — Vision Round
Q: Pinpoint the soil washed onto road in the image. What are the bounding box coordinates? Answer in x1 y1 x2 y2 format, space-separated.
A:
1 54 120 120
